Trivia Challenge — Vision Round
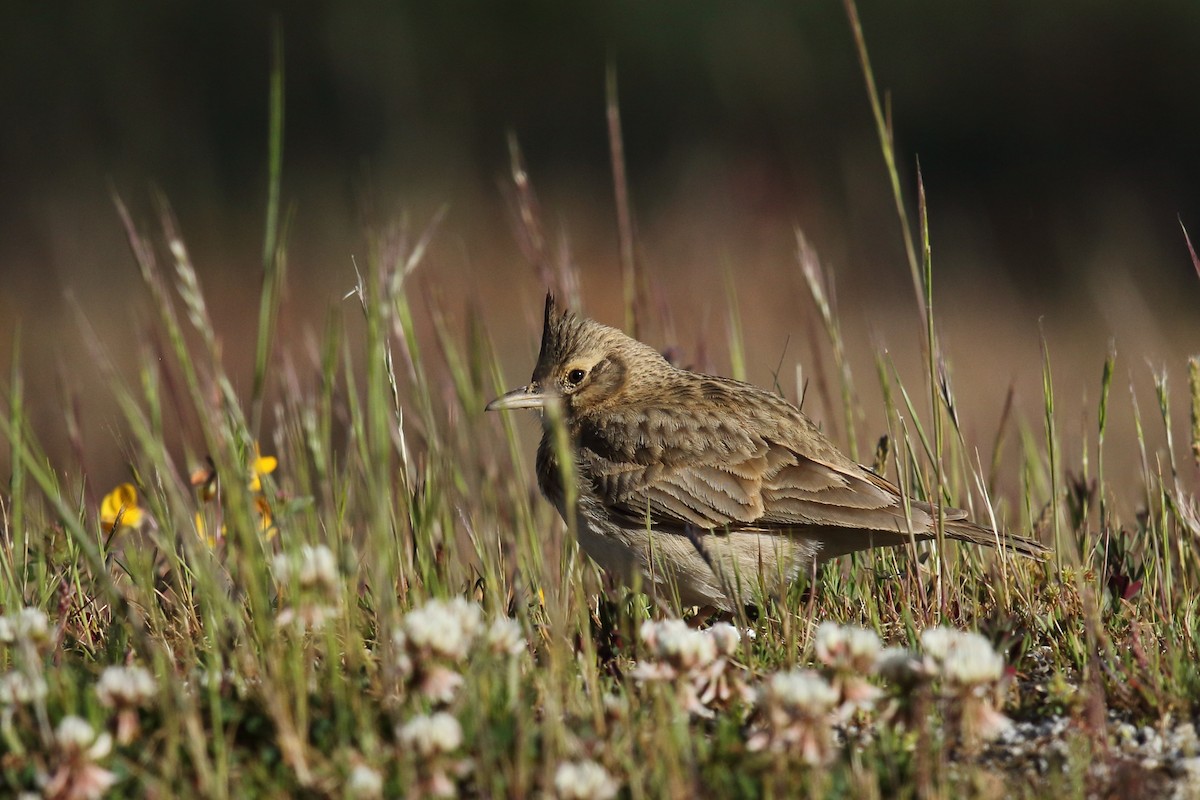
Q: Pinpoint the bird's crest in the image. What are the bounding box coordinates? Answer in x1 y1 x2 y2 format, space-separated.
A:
534 292 589 377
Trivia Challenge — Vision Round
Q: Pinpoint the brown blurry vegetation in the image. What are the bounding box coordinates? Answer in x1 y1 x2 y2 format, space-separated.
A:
1 2 1198 512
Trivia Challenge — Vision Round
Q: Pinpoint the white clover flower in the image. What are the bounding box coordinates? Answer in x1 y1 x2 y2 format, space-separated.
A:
814 625 884 717
941 634 1005 686
918 627 1011 747
813 621 847 665
815 622 881 671
47 716 117 800
402 598 483 662
0 671 48 705
764 669 839 713
707 623 741 656
275 603 339 633
640 619 717 670
0 607 50 645
553 759 619 800
919 626 960 662
96 665 157 745
486 616 526 656
398 712 463 757
419 666 465 705
919 627 1003 682
274 545 339 593
298 545 339 590
346 763 384 799
637 618 678 649
96 665 157 708
56 716 112 760
751 669 839 762
844 627 882 662
633 619 750 716
668 628 717 670
874 646 924 683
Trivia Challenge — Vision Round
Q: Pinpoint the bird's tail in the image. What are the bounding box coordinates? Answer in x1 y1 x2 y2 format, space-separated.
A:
944 519 1051 560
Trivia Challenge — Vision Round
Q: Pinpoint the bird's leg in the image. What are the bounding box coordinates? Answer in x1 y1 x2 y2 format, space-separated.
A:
683 524 745 624
686 606 723 628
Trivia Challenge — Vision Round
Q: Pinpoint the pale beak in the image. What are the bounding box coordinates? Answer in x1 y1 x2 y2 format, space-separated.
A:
485 384 552 411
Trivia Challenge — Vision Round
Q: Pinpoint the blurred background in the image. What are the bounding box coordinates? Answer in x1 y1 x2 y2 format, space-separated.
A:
2 2 1198 503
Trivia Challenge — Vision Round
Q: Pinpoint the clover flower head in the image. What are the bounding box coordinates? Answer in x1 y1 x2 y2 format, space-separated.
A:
346 763 384 799
942 634 1005 686
272 545 339 594
750 669 839 762
46 716 117 800
398 712 463 757
815 622 880 670
297 545 338 590
765 669 839 714
96 665 157 708
874 646 926 684
919 626 1012 747
554 760 619 800
639 619 717 671
398 711 469 797
401 598 483 662
56 716 111 758
0 607 50 645
275 603 339 633
707 622 741 656
633 619 750 716
919 626 961 663
486 616 526 657
96 664 158 744
0 671 48 705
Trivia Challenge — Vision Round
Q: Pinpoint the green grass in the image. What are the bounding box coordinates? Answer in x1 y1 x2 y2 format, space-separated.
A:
3 6 1200 799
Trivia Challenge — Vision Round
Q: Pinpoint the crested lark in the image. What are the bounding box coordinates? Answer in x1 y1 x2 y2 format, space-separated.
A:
487 294 1049 612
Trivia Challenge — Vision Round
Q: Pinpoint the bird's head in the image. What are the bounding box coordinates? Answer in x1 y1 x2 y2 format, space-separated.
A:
485 293 668 418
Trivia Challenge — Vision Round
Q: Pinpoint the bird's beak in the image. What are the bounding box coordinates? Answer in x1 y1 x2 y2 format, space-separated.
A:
485 384 552 411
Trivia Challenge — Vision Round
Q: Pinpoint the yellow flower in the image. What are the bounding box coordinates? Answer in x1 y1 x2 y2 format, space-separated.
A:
194 512 221 548
256 496 277 540
194 500 275 546
100 484 144 530
249 444 277 492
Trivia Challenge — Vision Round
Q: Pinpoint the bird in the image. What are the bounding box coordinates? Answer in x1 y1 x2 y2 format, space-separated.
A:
486 293 1049 613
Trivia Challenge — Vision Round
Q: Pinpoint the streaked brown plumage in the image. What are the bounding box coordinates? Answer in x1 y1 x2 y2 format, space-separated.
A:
487 294 1049 612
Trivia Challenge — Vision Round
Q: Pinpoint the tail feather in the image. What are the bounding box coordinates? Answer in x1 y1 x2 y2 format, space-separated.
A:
944 519 1051 560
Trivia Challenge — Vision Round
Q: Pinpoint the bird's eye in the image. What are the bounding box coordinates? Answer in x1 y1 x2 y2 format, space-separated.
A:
567 368 586 385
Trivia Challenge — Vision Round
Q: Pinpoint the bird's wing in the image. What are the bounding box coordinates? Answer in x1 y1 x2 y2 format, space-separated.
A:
581 410 938 536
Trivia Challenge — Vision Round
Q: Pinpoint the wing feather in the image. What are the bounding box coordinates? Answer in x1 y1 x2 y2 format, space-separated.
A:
583 422 921 535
